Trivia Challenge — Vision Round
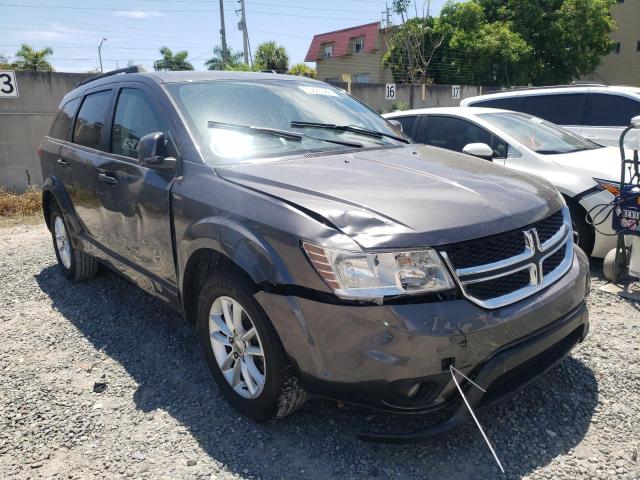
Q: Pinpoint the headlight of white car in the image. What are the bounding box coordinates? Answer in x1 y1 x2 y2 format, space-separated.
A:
303 242 455 300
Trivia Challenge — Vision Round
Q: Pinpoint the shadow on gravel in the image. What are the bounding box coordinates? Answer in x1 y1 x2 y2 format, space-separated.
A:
36 264 599 480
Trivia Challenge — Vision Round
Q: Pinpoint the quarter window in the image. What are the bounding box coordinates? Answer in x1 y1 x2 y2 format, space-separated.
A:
392 116 417 136
73 90 112 150
50 97 81 141
520 93 583 125
585 93 640 127
111 88 172 160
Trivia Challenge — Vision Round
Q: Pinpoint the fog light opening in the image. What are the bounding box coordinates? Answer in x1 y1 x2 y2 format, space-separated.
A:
406 383 421 399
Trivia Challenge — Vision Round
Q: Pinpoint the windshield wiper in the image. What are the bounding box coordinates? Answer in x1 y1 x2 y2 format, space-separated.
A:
207 121 363 148
208 121 303 141
290 121 410 143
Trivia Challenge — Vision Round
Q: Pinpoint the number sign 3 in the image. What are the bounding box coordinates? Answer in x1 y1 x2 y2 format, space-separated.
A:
0 71 19 97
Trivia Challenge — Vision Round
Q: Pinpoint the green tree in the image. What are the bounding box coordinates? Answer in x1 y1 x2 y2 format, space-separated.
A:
205 45 244 71
154 47 194 71
288 63 316 78
478 0 616 84
12 44 54 71
384 0 615 86
254 41 289 73
0 53 10 69
431 1 532 85
382 16 445 84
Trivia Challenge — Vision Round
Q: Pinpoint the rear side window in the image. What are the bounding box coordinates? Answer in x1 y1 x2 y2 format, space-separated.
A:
111 88 174 160
392 115 417 136
73 90 112 150
585 93 640 126
520 93 583 125
50 97 81 141
471 96 520 110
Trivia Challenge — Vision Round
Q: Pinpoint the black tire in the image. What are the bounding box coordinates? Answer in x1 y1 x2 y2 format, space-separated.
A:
49 204 98 281
567 200 595 257
197 271 308 422
603 248 626 283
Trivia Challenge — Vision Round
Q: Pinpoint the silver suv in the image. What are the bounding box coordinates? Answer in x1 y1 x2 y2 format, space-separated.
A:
461 84 640 147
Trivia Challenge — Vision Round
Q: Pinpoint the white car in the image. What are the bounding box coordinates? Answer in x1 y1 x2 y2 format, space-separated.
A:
383 107 623 258
460 84 640 147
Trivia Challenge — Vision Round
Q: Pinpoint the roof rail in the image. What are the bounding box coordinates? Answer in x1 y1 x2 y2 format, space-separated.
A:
75 65 147 88
500 83 607 93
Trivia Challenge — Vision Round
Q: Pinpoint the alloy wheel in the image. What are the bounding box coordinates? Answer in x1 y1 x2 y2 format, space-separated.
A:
209 296 266 399
54 216 71 269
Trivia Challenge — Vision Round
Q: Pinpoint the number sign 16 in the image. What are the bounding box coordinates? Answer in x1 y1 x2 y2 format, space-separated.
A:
385 83 396 100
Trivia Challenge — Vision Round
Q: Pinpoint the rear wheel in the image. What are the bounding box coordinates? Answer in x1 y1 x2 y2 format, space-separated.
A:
50 205 98 281
197 271 308 421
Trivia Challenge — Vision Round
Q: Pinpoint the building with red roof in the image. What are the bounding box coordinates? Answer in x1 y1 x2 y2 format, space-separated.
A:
304 22 394 84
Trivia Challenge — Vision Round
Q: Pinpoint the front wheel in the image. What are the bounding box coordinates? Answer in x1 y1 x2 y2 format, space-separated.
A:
567 200 594 257
197 272 308 422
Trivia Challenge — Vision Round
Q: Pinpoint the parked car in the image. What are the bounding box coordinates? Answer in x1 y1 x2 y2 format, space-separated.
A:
384 107 622 258
460 84 640 147
39 68 589 442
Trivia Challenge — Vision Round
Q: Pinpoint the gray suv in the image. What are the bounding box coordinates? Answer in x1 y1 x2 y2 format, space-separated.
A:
39 68 590 442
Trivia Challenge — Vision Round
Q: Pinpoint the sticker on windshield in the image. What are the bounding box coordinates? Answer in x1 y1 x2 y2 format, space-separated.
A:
298 86 338 97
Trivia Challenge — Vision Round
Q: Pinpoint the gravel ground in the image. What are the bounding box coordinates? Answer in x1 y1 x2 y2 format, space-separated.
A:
1 222 639 480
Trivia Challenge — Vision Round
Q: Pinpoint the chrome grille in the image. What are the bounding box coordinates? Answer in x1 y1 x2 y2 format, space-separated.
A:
441 207 573 308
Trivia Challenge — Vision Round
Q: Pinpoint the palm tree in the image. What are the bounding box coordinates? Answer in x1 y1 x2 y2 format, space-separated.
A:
154 47 194 71
254 41 289 73
205 45 244 71
12 44 54 72
288 63 316 78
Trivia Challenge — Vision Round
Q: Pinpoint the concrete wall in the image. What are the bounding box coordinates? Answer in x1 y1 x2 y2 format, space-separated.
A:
332 82 498 113
0 71 91 192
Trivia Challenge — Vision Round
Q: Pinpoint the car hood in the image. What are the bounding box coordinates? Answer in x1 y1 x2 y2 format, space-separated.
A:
550 146 627 184
215 145 562 249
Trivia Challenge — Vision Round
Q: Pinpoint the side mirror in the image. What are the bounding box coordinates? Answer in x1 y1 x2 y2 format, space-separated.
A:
388 119 403 133
462 142 494 161
137 132 176 171
631 115 640 128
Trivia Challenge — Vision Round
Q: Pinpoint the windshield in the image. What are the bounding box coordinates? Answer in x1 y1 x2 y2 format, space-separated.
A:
167 79 406 164
479 111 601 154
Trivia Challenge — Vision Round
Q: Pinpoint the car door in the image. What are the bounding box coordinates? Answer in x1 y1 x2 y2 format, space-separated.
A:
96 83 179 299
414 115 509 165
61 88 114 246
582 92 640 146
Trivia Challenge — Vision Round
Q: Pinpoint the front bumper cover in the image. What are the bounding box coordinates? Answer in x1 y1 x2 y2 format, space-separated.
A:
358 300 588 443
254 247 590 441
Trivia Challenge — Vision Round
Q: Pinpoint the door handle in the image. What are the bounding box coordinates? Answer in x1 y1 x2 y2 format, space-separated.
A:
56 158 69 167
98 173 118 185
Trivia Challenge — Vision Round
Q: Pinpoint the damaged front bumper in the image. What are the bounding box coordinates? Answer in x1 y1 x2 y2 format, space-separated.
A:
255 247 590 441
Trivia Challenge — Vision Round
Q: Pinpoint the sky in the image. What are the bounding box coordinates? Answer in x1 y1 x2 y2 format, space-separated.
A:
0 0 447 73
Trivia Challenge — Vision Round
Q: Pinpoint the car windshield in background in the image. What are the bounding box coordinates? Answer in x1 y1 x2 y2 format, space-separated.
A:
479 111 601 154
167 80 406 164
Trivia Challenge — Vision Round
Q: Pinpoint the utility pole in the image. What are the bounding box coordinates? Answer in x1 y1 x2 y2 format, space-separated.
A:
238 0 250 65
219 0 228 63
98 38 107 73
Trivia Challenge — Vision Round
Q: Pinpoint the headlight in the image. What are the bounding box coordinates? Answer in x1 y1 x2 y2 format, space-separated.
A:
303 242 455 300
594 178 620 196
